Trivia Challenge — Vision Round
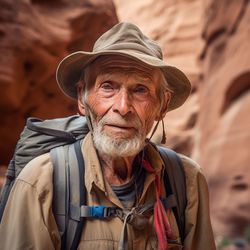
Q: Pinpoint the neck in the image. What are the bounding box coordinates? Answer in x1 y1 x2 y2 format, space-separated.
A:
99 153 136 186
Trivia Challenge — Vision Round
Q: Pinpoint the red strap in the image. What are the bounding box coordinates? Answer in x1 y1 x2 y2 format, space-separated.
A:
143 159 173 250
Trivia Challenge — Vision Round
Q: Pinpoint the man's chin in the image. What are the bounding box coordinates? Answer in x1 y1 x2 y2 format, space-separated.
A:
108 135 136 143
103 134 140 147
93 131 145 157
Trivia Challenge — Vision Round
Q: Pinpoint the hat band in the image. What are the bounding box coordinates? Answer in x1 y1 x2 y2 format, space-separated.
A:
94 42 163 59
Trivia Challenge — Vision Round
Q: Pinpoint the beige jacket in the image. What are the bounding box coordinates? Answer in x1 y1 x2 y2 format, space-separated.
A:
0 133 215 250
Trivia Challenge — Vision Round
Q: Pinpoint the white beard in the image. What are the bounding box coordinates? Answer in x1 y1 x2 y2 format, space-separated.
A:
92 125 145 157
89 111 146 157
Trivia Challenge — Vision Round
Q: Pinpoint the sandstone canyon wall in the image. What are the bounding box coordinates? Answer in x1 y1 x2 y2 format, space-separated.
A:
1 0 250 246
199 0 250 241
0 0 118 165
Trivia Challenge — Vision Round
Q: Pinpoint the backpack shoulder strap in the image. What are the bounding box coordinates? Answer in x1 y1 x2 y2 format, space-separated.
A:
50 139 86 250
157 146 187 244
0 159 15 222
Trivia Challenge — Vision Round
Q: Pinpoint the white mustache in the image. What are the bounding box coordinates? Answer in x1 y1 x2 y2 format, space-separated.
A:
98 114 142 130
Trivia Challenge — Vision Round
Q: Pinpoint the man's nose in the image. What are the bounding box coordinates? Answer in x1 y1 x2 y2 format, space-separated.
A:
112 89 133 116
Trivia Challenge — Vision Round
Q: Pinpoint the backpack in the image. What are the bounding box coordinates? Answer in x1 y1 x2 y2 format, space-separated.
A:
0 115 187 249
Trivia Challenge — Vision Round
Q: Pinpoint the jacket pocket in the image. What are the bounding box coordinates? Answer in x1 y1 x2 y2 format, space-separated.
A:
168 239 183 249
168 243 183 250
148 237 183 250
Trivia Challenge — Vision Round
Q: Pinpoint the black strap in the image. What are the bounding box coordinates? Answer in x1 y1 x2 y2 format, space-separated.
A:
157 146 187 244
51 144 69 244
0 159 16 222
69 140 86 250
50 140 85 250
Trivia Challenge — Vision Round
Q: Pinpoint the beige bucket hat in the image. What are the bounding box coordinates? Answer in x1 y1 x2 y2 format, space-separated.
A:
56 22 191 111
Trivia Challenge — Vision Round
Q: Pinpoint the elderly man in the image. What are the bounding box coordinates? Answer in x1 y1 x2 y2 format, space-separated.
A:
0 22 215 250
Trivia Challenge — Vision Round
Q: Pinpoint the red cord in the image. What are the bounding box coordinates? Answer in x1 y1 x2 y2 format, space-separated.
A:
143 159 173 250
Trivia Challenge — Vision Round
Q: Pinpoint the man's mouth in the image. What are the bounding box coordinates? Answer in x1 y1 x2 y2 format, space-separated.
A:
104 124 136 131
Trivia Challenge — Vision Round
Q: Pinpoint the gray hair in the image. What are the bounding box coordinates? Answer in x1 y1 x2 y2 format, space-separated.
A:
157 71 173 111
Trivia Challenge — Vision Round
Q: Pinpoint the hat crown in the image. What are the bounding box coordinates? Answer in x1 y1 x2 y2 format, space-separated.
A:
93 22 163 60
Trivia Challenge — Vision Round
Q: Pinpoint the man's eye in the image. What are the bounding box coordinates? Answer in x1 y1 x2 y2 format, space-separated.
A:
101 82 113 90
134 85 148 93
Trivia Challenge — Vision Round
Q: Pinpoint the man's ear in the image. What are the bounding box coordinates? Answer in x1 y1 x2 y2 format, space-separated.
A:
155 91 171 121
77 84 86 116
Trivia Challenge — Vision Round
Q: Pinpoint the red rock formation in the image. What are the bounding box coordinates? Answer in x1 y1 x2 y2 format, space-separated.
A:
198 0 250 239
0 0 118 166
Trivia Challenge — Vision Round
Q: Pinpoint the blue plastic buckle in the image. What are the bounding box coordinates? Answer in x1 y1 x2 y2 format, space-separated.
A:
90 205 106 218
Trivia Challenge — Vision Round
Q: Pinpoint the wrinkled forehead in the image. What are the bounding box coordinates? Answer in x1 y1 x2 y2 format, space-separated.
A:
84 55 161 82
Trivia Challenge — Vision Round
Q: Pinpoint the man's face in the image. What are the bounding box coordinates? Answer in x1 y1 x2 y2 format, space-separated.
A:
79 55 166 157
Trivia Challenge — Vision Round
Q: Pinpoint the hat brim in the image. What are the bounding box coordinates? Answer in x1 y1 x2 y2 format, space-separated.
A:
56 50 191 111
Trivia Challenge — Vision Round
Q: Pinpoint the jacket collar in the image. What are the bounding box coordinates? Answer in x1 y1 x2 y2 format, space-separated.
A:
82 133 165 203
